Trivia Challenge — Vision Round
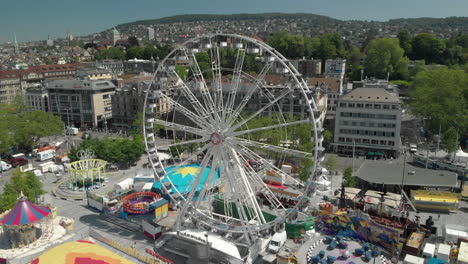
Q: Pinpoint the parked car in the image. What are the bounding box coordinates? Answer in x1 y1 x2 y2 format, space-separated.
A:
409 144 417 153
10 158 28 167
0 160 12 171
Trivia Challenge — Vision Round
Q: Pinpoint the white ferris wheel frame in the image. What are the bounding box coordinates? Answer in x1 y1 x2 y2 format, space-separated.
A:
142 33 322 239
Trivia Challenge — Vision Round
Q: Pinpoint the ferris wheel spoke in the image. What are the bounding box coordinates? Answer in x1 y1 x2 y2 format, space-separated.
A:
158 137 207 149
154 119 208 137
209 46 224 118
193 147 221 209
225 60 274 126
229 119 310 137
228 88 293 133
159 93 212 130
228 143 286 210
185 50 221 122
167 70 214 123
176 147 215 230
224 48 246 122
235 144 303 186
230 137 313 159
227 148 267 224
176 142 212 168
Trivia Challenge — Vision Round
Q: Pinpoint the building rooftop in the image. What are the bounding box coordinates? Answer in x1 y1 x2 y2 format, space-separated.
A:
46 79 116 91
341 88 400 103
356 159 459 188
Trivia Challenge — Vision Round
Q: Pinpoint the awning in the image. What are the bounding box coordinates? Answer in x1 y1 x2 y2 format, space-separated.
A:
375 152 384 156
367 152 375 155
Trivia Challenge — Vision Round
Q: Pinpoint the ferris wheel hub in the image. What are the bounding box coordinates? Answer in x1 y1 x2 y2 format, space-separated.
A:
210 132 222 145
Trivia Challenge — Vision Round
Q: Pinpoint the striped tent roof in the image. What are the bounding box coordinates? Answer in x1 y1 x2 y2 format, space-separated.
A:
0 197 50 226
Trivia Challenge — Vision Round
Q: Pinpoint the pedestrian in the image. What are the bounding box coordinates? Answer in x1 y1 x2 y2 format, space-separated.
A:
131 241 137 249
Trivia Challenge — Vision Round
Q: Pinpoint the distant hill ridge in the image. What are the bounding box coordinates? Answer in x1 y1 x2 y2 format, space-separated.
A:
118 13 339 27
117 12 468 28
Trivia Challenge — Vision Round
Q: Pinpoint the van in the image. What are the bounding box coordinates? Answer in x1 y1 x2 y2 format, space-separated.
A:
268 230 287 253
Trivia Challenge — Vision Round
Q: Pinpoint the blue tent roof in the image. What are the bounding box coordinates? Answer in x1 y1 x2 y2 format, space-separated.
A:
153 164 221 194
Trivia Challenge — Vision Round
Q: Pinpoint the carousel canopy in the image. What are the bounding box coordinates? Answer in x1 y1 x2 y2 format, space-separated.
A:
0 197 50 226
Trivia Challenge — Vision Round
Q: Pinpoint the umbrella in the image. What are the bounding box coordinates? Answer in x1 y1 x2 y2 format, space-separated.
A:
367 152 375 155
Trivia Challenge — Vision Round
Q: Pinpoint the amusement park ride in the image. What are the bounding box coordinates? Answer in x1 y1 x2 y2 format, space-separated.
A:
142 33 323 260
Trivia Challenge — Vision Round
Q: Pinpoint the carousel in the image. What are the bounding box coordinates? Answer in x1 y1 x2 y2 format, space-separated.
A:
0 193 51 248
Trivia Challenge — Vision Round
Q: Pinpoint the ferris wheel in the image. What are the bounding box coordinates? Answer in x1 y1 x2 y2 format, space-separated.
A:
143 34 322 243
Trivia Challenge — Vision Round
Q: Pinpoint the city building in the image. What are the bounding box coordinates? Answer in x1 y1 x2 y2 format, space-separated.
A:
46 79 116 128
24 85 49 112
0 70 22 104
20 63 79 83
112 28 121 45
94 60 124 75
123 58 157 74
77 68 113 81
112 76 172 131
147 27 155 40
290 59 322 77
333 88 402 157
324 59 346 92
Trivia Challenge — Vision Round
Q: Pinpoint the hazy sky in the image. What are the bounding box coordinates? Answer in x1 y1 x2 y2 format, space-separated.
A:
2 0 467 43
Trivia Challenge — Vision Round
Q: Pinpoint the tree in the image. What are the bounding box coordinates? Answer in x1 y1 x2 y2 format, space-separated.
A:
411 33 445 64
0 100 64 152
346 45 364 81
95 47 125 61
442 127 459 154
397 29 413 56
175 65 188 80
0 169 45 213
299 158 314 182
324 154 337 172
343 167 355 187
365 38 409 80
126 46 144 60
410 68 468 134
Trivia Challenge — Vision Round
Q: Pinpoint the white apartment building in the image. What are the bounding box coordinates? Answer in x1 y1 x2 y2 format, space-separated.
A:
333 88 402 157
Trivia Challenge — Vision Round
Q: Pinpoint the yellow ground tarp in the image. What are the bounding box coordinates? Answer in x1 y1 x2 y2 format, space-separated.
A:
32 240 134 264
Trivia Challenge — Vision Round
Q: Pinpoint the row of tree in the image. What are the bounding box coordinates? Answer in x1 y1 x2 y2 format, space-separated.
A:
94 44 172 61
267 31 468 82
0 99 64 153
68 135 145 167
410 67 468 150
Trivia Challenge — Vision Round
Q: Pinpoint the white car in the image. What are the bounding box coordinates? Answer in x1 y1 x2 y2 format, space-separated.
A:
409 144 417 153
0 161 12 171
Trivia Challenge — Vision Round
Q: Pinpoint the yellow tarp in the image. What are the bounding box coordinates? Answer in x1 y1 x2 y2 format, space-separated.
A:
33 240 134 264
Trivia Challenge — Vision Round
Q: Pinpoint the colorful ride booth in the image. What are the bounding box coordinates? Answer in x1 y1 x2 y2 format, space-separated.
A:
0 195 51 249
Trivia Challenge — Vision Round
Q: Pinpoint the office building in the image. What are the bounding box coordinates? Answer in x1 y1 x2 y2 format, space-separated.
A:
25 86 49 112
333 88 402 157
46 79 116 128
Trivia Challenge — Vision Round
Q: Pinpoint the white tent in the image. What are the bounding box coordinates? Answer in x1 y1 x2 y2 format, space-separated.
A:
157 152 172 161
455 149 468 163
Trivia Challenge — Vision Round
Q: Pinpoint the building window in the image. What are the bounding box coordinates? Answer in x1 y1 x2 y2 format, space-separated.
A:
339 102 346 108
371 140 378 144
392 105 399 110
374 104 381 109
348 103 355 108
383 104 390 110
357 103 363 108
365 104 372 109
